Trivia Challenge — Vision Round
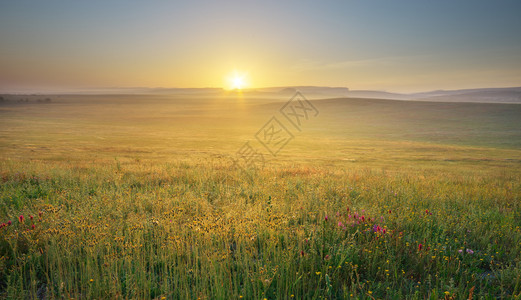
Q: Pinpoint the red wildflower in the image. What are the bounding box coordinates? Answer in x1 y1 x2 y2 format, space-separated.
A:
7 221 11 226
29 215 33 221
31 224 35 230
418 244 423 251
19 215 24 223
300 251 305 257
324 215 329 222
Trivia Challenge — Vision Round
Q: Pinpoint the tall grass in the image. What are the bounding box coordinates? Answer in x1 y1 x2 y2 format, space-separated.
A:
1 158 520 299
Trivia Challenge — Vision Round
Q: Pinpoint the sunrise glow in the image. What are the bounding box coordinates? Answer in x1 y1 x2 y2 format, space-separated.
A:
226 71 249 90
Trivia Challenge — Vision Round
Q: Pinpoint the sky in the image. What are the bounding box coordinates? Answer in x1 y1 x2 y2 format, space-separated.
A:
1 0 521 93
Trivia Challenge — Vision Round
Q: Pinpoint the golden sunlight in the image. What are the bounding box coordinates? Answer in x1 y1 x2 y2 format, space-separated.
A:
226 71 249 90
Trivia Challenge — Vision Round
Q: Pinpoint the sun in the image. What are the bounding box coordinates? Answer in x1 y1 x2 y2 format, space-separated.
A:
226 71 249 90
231 76 245 90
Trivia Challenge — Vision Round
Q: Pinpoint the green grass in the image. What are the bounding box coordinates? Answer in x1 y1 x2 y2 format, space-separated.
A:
1 94 521 299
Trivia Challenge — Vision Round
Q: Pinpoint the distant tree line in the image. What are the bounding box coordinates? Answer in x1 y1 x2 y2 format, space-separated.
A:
0 96 52 103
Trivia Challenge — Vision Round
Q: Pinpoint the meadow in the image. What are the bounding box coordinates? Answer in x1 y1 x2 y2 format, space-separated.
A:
1 93 521 299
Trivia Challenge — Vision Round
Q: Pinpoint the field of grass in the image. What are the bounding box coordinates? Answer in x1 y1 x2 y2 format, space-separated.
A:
1 94 521 299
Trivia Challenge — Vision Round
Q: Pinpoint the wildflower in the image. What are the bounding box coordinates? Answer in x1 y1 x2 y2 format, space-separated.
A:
360 215 365 222
324 255 330 260
300 251 305 257
29 215 33 221
466 249 474 254
346 207 350 213
388 209 392 214
19 215 24 223
418 244 423 251
31 224 35 230
324 215 328 222
458 249 463 254
315 272 321 275
7 221 11 226
338 221 343 227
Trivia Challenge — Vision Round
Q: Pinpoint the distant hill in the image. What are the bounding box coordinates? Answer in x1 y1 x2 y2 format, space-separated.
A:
342 87 521 103
345 90 414 100
4 86 520 103
411 87 521 103
244 86 521 103
244 86 350 99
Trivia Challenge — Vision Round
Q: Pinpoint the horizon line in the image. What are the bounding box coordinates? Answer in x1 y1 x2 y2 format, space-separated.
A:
1 85 521 96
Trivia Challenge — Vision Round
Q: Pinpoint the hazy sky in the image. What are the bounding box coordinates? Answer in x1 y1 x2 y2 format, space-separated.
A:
1 0 521 93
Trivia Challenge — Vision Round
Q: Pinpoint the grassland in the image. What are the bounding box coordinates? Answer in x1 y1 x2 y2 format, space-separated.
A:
1 93 521 299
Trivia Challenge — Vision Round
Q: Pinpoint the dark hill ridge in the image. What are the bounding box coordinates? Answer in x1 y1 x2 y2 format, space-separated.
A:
255 96 521 148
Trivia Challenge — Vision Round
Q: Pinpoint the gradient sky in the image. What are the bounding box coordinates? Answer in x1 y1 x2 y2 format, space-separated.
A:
1 0 521 93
